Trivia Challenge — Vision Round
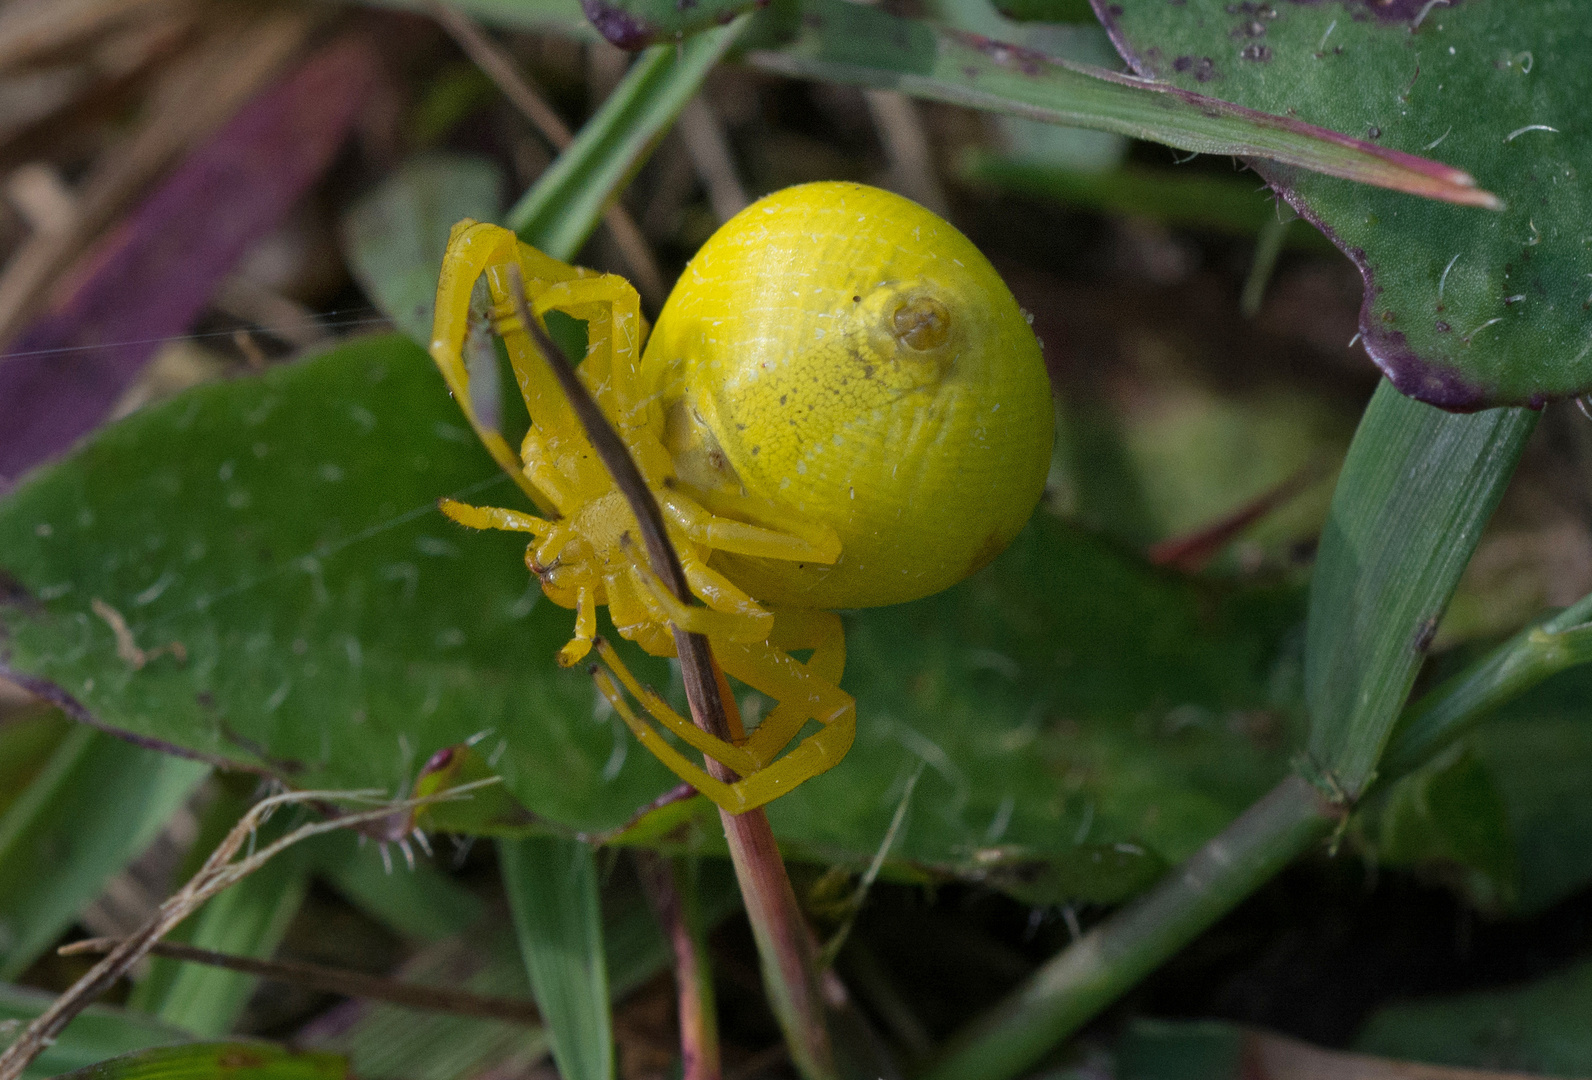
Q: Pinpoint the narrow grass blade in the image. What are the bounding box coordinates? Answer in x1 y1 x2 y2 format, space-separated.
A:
1304 382 1535 800
743 0 1495 208
924 775 1337 1080
0 729 208 979
141 845 312 1037
499 836 613 1080
0 982 192 1080
50 1043 346 1080
505 15 750 260
1380 591 1592 780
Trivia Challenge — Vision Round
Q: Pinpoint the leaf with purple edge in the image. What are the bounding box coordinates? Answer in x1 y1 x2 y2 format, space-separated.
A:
1094 0 1592 409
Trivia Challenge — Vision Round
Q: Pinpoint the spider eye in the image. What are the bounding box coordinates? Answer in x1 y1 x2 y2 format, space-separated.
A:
892 296 951 351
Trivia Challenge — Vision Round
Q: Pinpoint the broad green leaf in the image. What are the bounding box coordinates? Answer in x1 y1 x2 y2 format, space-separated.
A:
1356 956 1592 1074
0 727 207 978
500 837 612 1080
0 334 1303 897
342 153 505 346
1097 0 1590 408
0 983 192 1080
507 18 750 260
52 1043 346 1080
1304 382 1533 800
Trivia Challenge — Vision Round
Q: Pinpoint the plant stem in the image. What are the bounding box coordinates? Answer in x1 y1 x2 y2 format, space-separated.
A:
59 937 542 1024
638 855 722 1080
923 774 1339 1080
508 274 836 1080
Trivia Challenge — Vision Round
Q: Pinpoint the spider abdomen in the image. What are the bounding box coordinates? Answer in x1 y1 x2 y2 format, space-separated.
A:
646 182 1055 610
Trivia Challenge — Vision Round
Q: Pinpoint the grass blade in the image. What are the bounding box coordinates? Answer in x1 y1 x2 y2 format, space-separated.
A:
505 15 750 259
50 1043 346 1080
742 0 1495 208
0 982 192 1080
1304 381 1535 800
0 729 208 979
499 836 613 1080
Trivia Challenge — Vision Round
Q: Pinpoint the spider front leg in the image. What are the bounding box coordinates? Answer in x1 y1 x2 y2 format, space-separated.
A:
592 611 854 814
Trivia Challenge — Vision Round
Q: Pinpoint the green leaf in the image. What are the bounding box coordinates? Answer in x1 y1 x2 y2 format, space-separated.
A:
1466 666 1592 913
1097 0 1590 408
1304 381 1534 800
0 335 1305 897
507 18 750 260
989 0 1096 24
961 157 1335 250
1355 956 1592 1074
742 0 1492 208
309 831 486 942
1360 743 1519 909
0 983 192 1080
297 928 549 1080
0 728 208 978
143 841 311 1036
500 837 613 1080
0 709 70 820
52 1043 347 1080
578 0 758 49
342 153 505 346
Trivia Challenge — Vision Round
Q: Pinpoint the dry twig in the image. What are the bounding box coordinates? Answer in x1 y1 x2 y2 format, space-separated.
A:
59 937 541 1025
0 781 497 1080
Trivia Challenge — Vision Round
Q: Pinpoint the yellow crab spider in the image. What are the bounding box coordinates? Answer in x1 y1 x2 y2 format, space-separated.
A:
429 181 1054 814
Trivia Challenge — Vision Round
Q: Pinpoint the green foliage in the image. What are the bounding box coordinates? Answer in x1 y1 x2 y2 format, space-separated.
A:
0 728 208 978
52 1043 346 1080
500 838 612 1080
343 154 506 346
0 984 192 1080
1304 382 1534 800
1100 0 1591 408
505 19 750 260
0 334 1304 900
1356 957 1592 1074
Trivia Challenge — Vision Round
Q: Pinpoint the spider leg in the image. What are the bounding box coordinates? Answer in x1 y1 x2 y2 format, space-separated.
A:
430 220 558 516
438 499 553 536
735 609 846 766
591 665 749 809
592 639 760 775
627 562 773 644
660 490 840 564
557 585 600 666
713 634 856 806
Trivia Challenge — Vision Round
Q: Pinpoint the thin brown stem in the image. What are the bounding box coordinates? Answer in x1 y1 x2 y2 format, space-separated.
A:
637 855 721 1080
58 937 541 1025
504 268 836 1080
0 783 493 1080
430 2 667 307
